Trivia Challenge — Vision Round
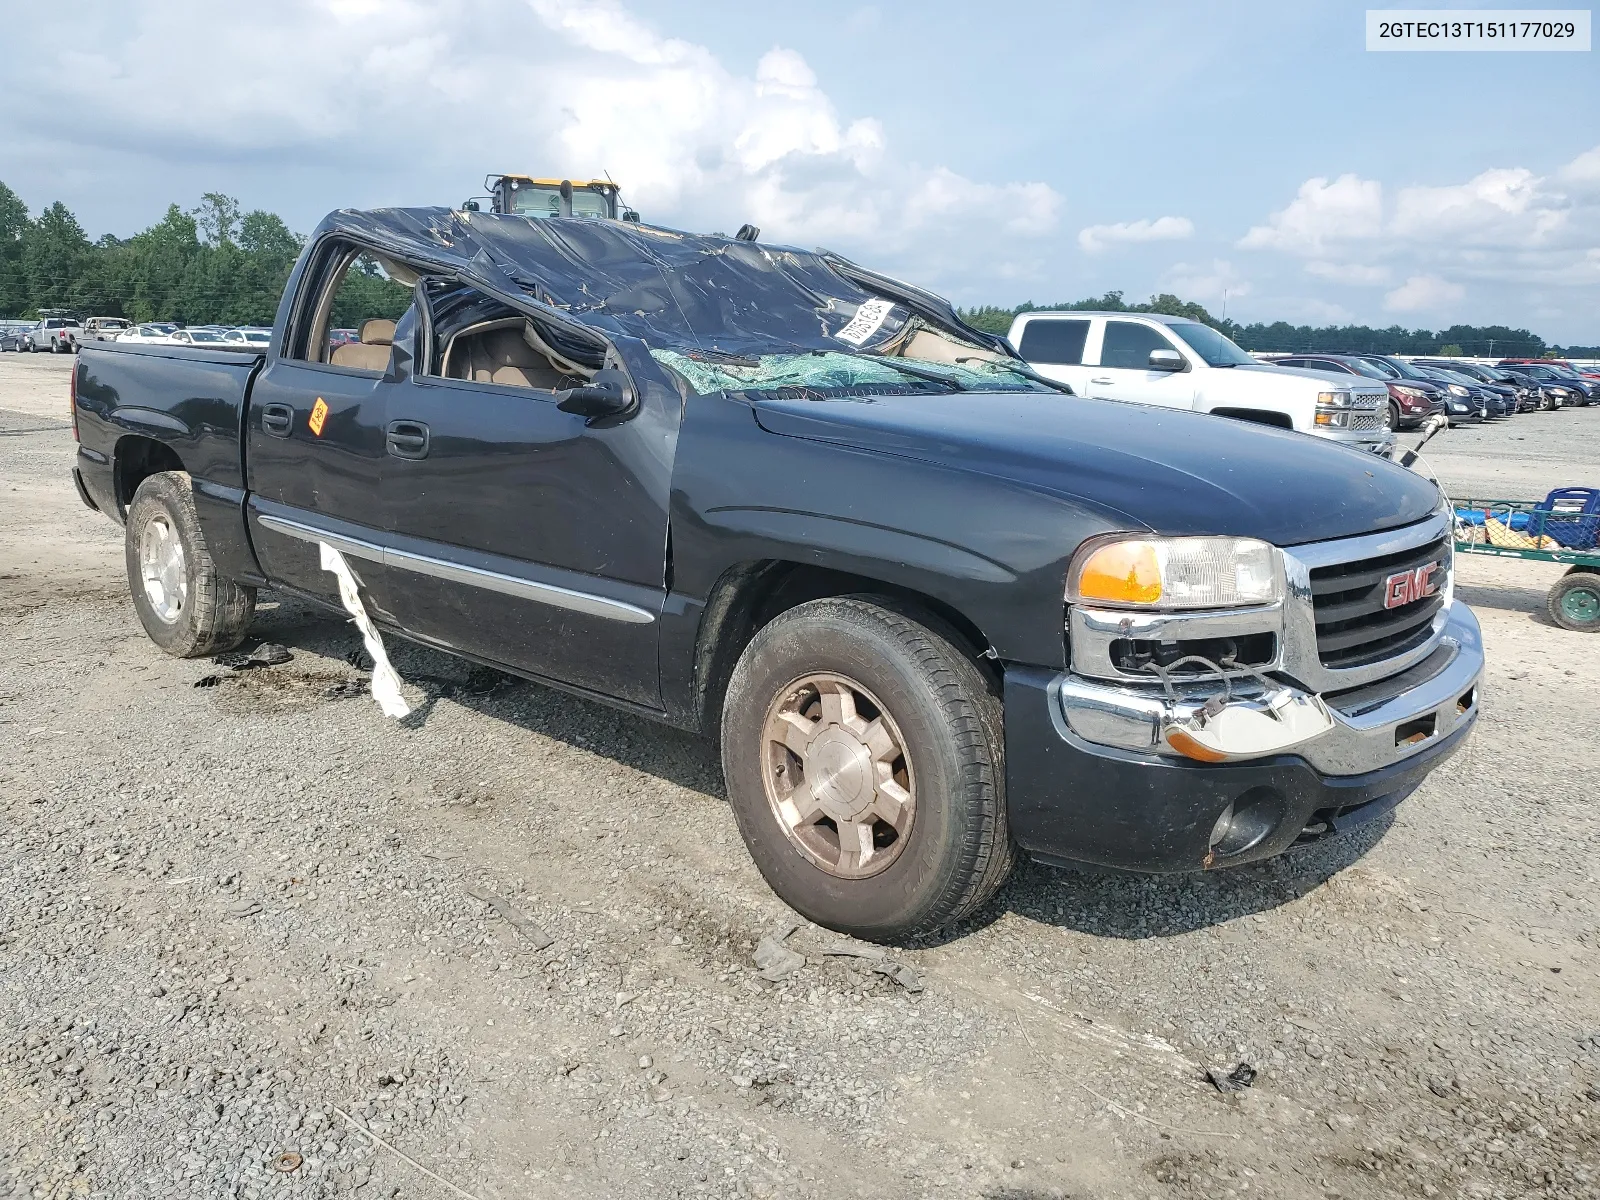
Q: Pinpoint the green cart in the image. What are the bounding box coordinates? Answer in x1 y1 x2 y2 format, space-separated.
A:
1453 494 1600 632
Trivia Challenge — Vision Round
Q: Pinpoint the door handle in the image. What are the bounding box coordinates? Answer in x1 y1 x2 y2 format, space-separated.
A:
1090 377 1114 385
386 419 430 459
261 403 293 437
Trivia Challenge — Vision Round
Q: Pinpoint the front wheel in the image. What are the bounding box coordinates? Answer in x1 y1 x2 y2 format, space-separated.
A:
721 597 1014 942
1548 570 1600 633
125 471 256 656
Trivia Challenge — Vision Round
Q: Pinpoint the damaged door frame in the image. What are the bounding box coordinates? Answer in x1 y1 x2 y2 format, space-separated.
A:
267 231 682 708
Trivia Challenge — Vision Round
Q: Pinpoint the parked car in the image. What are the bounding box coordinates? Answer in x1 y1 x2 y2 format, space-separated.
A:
1498 363 1587 408
1410 360 1525 415
1414 361 1539 411
1335 353 1490 423
114 324 178 345
71 206 1482 940
222 327 273 349
1499 357 1600 385
1264 353 1444 430
168 328 228 346
327 328 360 349
1516 364 1599 404
0 321 33 352
25 317 81 353
79 317 132 344
1410 366 1503 419
1012 313 1394 452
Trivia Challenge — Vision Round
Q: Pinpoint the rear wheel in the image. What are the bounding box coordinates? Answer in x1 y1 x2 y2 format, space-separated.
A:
1548 570 1600 633
125 471 256 656
721 596 1014 942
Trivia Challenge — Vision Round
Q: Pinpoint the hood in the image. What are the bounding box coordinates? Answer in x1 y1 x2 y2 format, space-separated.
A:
315 207 1010 361
1234 363 1387 393
751 391 1440 547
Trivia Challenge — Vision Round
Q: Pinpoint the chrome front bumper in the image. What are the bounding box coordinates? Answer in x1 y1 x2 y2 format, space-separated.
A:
1057 599 1482 777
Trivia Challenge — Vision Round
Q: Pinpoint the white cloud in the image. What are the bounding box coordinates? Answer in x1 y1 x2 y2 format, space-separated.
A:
1240 147 1600 328
1560 144 1600 189
1159 258 1249 304
1384 275 1466 313
0 0 1061 292
1305 261 1390 286
1238 174 1383 254
1077 215 1193 254
1390 167 1567 246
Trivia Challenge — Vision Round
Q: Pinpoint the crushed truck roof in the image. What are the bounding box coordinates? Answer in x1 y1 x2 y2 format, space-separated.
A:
321 206 1011 360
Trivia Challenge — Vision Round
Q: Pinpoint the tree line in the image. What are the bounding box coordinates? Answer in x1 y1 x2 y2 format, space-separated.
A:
0 182 405 330
1 180 1592 356
959 293 1599 359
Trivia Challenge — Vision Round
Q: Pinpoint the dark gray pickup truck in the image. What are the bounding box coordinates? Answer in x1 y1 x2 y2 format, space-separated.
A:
69 207 1483 940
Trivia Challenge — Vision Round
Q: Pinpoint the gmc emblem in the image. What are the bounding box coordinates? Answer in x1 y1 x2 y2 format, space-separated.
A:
1384 562 1440 609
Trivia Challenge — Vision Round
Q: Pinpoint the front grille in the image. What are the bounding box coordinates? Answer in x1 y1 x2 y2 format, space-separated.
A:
1350 410 1384 431
1309 535 1448 669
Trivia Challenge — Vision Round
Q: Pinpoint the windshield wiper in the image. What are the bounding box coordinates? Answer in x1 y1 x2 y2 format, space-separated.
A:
868 358 966 391
976 358 1074 392
874 354 1073 395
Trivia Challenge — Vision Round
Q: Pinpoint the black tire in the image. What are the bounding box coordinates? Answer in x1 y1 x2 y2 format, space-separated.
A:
1547 570 1600 633
721 596 1014 942
1388 400 1403 432
125 471 256 657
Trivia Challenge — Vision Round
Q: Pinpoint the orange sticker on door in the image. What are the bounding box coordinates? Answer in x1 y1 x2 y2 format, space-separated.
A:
308 397 329 436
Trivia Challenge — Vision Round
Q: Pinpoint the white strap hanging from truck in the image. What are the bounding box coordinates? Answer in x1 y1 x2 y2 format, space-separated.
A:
319 543 412 719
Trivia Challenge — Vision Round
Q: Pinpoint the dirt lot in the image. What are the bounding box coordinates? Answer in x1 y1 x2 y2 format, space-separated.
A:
2 351 1598 1200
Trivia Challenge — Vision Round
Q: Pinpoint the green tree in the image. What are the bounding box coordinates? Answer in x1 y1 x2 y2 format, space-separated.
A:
22 201 92 311
238 210 300 262
1437 343 1464 357
191 192 242 248
0 180 29 317
329 255 412 329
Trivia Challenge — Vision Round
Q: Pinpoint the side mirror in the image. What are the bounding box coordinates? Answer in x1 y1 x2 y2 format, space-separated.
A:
556 368 636 420
1149 348 1186 372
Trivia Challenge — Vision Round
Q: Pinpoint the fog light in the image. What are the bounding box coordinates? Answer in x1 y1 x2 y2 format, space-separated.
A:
1209 803 1236 849
1205 787 1281 862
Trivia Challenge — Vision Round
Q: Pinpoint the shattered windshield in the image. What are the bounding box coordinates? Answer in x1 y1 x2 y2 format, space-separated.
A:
651 350 1055 397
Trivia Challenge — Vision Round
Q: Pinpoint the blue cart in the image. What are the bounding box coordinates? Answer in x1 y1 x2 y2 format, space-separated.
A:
1454 487 1600 631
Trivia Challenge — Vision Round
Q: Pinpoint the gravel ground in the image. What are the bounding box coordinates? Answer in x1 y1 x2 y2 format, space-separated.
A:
2 352 1598 1199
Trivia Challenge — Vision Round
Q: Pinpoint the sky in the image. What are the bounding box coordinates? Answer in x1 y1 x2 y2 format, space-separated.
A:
1 0 1597 340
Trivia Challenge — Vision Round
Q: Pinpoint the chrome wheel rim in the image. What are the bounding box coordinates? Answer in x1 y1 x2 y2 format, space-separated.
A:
138 514 187 623
761 672 915 879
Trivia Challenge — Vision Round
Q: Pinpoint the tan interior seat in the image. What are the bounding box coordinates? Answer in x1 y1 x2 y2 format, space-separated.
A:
359 318 396 345
445 320 571 389
900 329 1004 366
329 318 396 371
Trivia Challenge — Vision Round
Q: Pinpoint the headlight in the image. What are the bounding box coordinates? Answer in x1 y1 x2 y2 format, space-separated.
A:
1068 536 1282 610
1448 384 1470 397
1315 390 1353 427
1394 385 1426 398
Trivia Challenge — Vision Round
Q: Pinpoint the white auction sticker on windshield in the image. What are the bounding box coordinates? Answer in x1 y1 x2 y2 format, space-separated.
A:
834 298 897 346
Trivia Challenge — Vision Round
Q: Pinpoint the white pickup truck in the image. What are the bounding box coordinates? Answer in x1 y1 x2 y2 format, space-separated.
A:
1009 311 1393 453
